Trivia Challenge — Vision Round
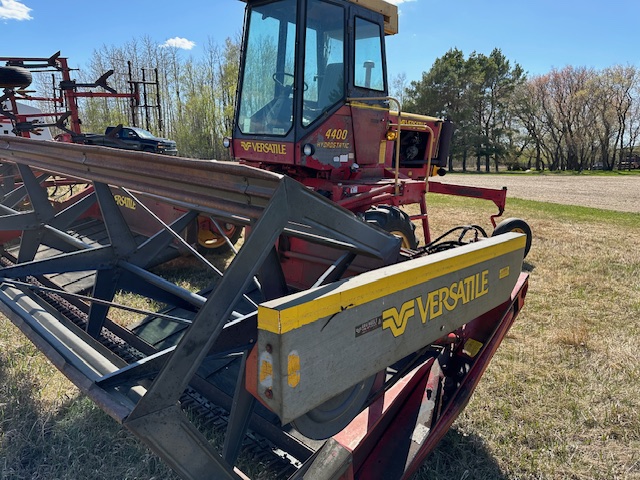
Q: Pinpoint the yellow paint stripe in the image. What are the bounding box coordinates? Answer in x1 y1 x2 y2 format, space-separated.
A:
258 234 525 334
378 139 387 164
395 111 442 124
348 102 441 124
348 101 390 112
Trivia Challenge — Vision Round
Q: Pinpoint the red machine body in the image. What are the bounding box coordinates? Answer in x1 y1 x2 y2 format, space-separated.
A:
230 0 506 253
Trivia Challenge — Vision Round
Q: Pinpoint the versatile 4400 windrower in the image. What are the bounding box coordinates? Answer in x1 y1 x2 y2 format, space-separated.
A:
0 0 531 478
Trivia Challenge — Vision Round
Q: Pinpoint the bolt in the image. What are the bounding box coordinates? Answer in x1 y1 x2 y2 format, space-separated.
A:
265 343 272 353
264 388 273 399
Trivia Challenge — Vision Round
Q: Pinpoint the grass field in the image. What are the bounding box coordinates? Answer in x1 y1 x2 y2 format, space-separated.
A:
1 188 639 479
413 194 640 480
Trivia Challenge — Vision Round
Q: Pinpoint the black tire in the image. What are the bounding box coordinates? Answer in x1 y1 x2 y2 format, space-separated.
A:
196 220 243 256
291 374 377 440
492 217 532 258
0 66 32 88
364 205 418 249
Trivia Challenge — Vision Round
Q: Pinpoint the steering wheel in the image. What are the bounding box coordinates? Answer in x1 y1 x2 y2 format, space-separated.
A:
272 72 308 91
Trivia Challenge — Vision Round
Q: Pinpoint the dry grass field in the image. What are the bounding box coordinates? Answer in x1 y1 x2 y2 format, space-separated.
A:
413 174 640 480
1 173 639 479
436 171 640 213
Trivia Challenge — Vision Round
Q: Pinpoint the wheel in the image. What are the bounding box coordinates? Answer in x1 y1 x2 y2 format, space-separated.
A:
492 217 532 258
364 205 418 249
291 374 377 440
196 217 243 255
0 66 32 88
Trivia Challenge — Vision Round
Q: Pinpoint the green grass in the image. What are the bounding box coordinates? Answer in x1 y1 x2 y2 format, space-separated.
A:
427 193 640 229
445 169 640 177
508 197 640 227
1 195 639 479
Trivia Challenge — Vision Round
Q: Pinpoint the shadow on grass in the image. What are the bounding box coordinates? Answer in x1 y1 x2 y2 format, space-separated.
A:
411 427 506 480
0 346 178 480
0 348 48 480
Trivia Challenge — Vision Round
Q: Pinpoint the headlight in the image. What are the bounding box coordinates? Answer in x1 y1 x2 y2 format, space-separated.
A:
302 143 315 156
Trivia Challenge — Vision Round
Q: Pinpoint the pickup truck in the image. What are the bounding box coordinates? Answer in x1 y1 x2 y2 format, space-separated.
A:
81 125 178 155
619 156 640 170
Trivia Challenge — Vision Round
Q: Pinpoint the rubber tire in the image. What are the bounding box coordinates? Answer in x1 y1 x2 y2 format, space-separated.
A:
0 66 32 88
492 217 532 258
291 374 377 440
196 222 243 256
364 205 418 249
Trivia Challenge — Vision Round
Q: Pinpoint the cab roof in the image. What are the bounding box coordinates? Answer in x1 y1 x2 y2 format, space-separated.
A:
239 0 398 35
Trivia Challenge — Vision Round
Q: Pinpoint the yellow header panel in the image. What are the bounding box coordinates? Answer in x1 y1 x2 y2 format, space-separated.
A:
258 233 526 334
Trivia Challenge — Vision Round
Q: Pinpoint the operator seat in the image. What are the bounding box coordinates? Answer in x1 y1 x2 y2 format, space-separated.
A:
317 63 344 112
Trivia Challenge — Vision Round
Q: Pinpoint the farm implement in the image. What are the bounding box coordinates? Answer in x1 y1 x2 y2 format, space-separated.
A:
0 0 531 478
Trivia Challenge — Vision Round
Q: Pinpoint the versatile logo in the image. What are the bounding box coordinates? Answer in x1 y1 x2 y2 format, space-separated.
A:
240 141 286 155
113 194 136 210
401 119 427 127
382 270 489 337
355 316 382 337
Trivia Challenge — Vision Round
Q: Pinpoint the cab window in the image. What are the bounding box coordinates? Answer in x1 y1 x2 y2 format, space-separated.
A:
354 17 384 91
302 0 345 127
238 0 297 135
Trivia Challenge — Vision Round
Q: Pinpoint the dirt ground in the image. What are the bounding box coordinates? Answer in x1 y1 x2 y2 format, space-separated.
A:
433 173 640 213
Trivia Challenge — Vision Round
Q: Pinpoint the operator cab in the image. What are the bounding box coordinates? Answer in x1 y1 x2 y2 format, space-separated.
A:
234 0 395 165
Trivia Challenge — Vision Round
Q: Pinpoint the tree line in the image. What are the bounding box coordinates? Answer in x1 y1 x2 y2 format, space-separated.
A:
60 38 640 171
402 48 640 171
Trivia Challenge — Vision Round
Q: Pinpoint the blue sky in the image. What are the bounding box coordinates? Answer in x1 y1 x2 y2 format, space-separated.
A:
2 0 639 83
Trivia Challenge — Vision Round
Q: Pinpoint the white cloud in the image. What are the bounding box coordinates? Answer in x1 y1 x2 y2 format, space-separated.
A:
160 37 196 50
386 0 417 4
0 0 32 20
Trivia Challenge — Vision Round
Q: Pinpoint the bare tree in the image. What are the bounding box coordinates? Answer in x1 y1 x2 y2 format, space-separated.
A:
390 72 408 107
